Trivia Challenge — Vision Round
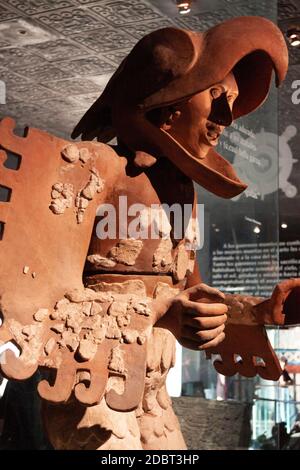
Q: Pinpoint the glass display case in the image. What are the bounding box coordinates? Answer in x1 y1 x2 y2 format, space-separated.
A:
181 0 300 450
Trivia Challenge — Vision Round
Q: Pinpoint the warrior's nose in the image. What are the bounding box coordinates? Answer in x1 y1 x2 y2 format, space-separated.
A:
209 93 233 127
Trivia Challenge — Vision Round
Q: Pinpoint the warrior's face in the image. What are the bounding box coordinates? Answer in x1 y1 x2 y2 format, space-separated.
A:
164 72 239 159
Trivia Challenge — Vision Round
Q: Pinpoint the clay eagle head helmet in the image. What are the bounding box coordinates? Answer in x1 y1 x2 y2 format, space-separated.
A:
72 16 288 199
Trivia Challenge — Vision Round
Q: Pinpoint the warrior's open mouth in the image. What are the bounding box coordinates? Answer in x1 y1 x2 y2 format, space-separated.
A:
207 131 220 140
206 123 222 145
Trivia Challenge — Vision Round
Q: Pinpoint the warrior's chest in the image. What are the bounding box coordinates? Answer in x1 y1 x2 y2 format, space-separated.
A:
86 159 199 282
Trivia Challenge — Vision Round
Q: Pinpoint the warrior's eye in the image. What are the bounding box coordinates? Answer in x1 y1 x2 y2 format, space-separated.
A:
210 88 222 99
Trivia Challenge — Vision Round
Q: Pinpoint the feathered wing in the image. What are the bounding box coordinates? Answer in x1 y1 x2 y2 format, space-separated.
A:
71 58 127 142
71 95 115 143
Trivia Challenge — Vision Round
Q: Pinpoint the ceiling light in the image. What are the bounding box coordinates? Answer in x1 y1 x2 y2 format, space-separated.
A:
281 223 288 229
253 226 260 234
175 1 191 15
287 28 300 47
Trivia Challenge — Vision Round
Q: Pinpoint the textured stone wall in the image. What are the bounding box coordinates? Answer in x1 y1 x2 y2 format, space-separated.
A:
173 397 252 450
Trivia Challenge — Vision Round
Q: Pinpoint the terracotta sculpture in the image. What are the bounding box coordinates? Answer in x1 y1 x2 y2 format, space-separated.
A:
0 16 299 450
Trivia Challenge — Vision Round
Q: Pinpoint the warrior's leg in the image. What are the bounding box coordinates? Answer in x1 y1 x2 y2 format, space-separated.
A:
43 398 142 450
137 327 186 450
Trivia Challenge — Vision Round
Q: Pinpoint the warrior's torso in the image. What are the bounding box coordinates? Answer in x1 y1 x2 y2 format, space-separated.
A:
45 148 194 451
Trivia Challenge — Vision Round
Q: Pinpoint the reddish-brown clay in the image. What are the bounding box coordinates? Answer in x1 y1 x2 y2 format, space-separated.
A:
0 16 297 450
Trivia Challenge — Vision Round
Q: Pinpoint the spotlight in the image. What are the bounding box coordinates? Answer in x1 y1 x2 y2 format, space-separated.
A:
175 1 192 15
253 226 260 234
281 223 288 229
286 28 300 47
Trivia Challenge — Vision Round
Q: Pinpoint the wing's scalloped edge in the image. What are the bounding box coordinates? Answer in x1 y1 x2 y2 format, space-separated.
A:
0 325 12 344
0 349 38 381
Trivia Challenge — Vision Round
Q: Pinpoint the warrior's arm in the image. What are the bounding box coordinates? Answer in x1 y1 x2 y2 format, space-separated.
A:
183 262 300 379
185 263 262 324
152 254 300 356
184 261 300 327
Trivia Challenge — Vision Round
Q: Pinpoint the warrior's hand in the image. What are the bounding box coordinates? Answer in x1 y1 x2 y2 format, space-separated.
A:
155 283 227 350
253 278 300 326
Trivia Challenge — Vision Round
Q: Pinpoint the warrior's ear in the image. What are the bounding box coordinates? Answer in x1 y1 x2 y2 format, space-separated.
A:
160 109 182 131
146 105 181 130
